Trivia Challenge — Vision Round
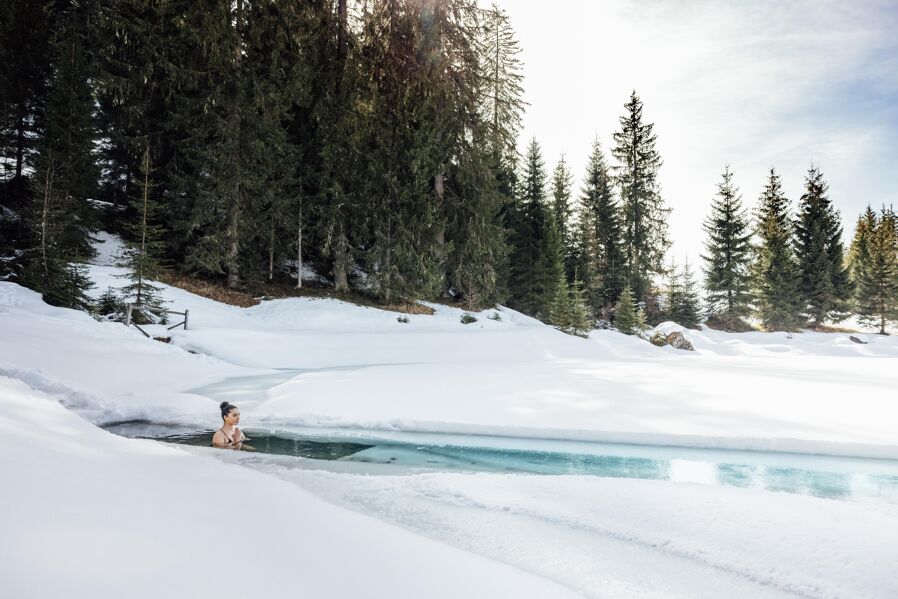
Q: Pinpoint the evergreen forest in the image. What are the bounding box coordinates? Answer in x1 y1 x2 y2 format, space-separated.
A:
1 0 895 335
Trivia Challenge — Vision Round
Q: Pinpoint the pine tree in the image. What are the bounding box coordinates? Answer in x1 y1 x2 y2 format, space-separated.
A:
752 169 802 331
549 273 571 331
537 208 567 317
702 165 752 325
666 259 702 328
0 0 53 191
614 284 643 335
479 3 525 168
794 166 852 327
361 0 483 303
509 138 551 316
117 141 164 310
567 277 592 337
550 156 575 280
852 207 898 334
577 139 625 317
19 1 98 310
612 91 670 303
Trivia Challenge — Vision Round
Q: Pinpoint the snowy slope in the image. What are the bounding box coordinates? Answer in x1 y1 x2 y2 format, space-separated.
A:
0 375 577 599
3 236 898 598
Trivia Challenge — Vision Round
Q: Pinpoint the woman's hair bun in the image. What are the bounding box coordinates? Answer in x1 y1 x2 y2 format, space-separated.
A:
220 401 230 410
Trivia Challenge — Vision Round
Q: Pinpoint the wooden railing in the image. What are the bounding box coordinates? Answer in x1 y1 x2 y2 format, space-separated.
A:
124 304 189 338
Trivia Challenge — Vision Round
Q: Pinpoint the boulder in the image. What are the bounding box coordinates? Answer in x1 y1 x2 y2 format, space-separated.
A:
649 331 667 347
665 331 694 351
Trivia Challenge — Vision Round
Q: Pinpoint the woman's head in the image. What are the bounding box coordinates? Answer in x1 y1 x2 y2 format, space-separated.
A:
220 401 240 424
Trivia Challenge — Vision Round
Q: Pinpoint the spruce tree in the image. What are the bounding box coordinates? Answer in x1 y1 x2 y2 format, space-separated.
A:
550 156 575 280
19 1 98 310
666 259 702 329
794 167 852 327
702 165 752 326
577 139 625 317
549 273 572 331
509 139 549 315
507 139 566 319
117 142 164 310
0 0 53 190
614 284 643 335
479 3 525 168
752 169 802 331
852 207 898 334
612 91 670 303
567 277 592 337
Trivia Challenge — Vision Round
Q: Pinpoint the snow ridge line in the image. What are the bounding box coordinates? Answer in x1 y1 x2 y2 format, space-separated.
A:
226 459 817 599
253 415 898 461
0 364 124 423
461 493 820 599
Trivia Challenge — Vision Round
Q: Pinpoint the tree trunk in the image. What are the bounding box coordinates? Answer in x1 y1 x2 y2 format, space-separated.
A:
268 222 275 282
15 102 26 180
137 143 150 305
227 0 244 290
334 225 349 293
337 0 347 50
295 203 303 290
40 158 53 285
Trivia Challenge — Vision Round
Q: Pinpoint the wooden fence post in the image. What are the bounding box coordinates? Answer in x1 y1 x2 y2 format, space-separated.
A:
125 303 132 327
184 309 189 330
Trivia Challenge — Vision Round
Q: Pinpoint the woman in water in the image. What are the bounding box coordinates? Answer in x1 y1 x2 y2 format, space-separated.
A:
212 401 250 449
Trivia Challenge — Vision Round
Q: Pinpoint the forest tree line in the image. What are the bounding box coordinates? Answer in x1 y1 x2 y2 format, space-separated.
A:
1 0 895 334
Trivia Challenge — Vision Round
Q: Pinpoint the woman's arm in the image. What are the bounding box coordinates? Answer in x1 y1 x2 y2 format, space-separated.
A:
211 430 228 448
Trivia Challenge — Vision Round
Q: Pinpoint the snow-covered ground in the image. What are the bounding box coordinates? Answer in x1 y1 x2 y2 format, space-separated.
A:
3 232 898 597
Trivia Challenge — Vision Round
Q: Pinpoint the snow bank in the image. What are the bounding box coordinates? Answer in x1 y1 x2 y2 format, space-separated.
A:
0 375 576 598
6 254 898 457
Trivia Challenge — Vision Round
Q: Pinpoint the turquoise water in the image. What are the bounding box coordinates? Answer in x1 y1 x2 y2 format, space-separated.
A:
104 421 898 504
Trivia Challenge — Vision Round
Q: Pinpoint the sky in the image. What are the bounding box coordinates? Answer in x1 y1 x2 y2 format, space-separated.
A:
498 0 898 266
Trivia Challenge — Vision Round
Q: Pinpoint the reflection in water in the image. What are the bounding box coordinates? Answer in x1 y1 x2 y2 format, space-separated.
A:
103 420 898 505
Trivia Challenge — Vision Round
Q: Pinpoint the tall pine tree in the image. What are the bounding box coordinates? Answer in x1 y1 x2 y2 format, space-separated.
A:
19 1 98 310
576 139 625 318
612 91 669 304
851 206 898 334
508 138 563 319
794 166 852 327
752 168 802 331
702 166 752 326
550 156 574 280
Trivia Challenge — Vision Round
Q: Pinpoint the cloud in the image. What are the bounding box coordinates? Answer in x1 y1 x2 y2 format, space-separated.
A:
503 0 898 264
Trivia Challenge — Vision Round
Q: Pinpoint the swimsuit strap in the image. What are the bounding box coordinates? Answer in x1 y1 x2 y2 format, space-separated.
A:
219 428 234 444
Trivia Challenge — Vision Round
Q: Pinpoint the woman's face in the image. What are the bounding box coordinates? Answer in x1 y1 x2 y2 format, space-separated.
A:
224 409 240 426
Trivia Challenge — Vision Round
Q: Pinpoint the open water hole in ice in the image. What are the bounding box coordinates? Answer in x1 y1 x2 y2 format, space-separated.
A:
99 369 898 505
103 418 898 505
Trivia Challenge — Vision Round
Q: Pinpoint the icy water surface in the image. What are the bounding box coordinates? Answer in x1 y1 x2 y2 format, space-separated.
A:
104 420 898 505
